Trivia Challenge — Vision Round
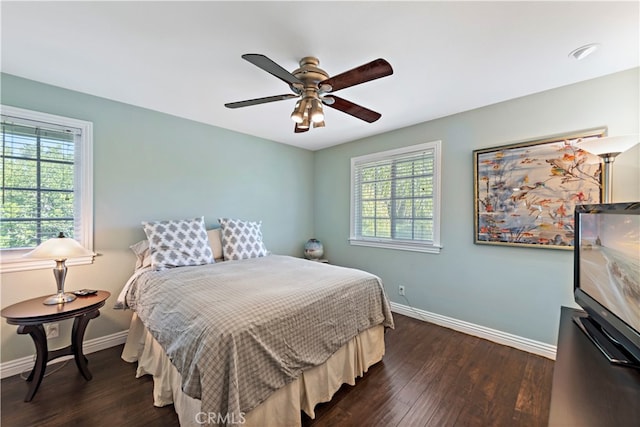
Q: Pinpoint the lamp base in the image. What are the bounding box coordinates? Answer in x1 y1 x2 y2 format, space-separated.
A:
43 292 77 305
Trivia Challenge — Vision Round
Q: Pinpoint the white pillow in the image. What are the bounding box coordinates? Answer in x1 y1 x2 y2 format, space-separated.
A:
130 239 151 270
218 218 268 261
207 228 224 261
142 216 214 270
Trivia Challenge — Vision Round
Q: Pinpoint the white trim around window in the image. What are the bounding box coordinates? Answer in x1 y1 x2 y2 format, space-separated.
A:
1 105 94 273
350 140 442 254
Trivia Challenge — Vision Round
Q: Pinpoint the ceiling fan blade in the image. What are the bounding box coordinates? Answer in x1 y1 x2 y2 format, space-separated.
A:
324 96 382 123
321 58 393 93
225 94 298 109
242 54 303 87
294 123 309 133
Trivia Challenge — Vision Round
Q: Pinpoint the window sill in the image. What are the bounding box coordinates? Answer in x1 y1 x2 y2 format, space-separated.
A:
349 238 442 254
1 250 95 273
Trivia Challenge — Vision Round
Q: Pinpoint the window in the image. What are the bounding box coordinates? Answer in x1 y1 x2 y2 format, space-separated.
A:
350 141 442 253
1 105 93 272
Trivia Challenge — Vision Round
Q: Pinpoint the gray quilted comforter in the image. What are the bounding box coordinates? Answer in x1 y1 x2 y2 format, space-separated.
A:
125 255 394 419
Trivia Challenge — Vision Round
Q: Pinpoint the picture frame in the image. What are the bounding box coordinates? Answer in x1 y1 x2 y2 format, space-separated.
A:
473 128 606 250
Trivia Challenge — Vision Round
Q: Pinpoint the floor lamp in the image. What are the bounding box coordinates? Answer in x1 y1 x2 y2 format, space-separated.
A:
576 135 639 203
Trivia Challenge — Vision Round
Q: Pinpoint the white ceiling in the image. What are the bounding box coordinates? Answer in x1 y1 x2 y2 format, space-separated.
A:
1 1 638 151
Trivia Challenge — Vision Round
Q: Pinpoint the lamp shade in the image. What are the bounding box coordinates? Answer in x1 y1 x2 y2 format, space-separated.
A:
23 233 94 260
576 135 639 156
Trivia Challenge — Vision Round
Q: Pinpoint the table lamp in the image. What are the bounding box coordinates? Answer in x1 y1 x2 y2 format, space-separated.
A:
576 135 639 203
23 232 95 305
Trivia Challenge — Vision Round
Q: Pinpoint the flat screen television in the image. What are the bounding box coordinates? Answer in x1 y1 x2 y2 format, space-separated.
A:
573 202 640 368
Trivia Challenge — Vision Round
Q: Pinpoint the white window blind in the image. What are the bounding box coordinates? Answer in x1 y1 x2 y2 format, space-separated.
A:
350 141 442 253
1 105 93 272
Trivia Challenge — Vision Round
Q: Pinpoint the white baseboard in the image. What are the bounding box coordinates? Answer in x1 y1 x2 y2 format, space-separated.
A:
390 302 557 360
0 329 128 379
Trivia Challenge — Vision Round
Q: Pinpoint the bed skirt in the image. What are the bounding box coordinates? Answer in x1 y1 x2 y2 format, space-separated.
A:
121 313 386 426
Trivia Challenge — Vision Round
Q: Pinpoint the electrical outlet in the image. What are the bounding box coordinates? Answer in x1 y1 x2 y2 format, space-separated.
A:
398 285 405 296
45 323 59 339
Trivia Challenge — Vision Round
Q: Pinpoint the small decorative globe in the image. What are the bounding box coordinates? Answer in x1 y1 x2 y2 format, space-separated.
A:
304 238 324 260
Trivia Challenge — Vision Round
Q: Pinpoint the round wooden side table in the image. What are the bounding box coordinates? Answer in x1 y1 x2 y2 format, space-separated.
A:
1 290 110 402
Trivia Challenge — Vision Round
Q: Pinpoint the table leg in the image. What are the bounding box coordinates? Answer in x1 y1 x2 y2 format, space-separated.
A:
17 324 47 402
71 309 99 380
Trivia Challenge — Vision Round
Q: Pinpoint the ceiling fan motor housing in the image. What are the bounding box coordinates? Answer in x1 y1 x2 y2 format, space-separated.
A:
292 57 330 89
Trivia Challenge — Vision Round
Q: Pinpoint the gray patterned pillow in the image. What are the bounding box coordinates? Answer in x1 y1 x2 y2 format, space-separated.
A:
218 218 268 261
142 217 214 270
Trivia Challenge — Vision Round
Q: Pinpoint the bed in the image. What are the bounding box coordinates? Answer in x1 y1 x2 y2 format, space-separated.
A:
116 218 394 426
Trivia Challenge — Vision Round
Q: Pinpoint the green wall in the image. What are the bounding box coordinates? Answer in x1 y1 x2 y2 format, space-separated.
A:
0 73 315 362
1 68 639 364
314 68 640 346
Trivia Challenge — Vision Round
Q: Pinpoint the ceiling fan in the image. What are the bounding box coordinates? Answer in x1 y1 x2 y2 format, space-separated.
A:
225 54 393 133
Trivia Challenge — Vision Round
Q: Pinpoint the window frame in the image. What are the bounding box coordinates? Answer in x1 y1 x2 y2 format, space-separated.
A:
349 140 442 254
1 105 94 273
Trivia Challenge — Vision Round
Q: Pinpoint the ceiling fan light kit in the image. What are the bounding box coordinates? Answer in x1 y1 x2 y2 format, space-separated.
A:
225 54 393 133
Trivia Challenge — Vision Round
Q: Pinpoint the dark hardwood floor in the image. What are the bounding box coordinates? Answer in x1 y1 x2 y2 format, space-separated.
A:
1 343 180 427
1 314 554 427
303 315 554 427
